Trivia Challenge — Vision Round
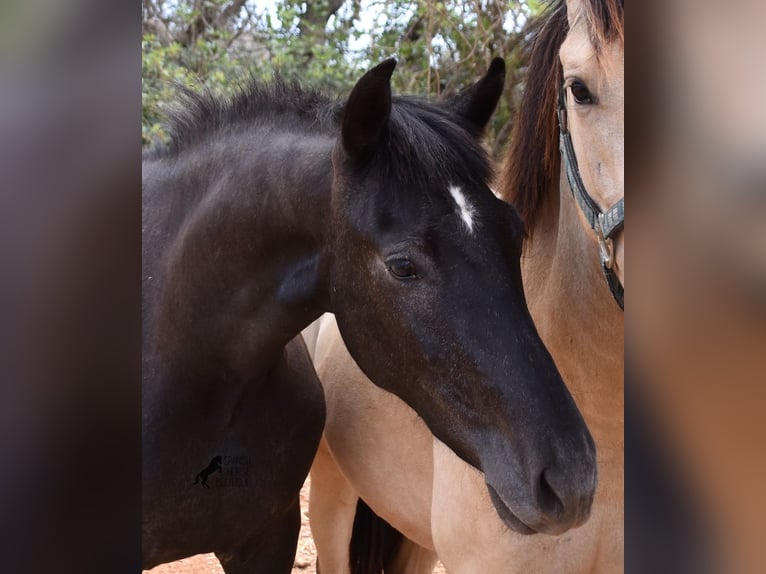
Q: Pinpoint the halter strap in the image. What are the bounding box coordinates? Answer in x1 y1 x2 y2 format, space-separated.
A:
557 85 624 310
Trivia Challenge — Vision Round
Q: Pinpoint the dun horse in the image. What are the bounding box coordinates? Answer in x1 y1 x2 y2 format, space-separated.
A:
142 57 596 573
306 0 624 572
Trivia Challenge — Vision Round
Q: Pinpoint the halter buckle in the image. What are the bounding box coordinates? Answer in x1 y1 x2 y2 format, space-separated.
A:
597 214 615 270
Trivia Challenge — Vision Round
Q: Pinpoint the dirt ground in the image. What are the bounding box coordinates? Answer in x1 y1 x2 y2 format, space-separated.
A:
144 476 446 574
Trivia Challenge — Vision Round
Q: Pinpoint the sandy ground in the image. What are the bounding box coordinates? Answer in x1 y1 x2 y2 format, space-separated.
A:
144 476 446 574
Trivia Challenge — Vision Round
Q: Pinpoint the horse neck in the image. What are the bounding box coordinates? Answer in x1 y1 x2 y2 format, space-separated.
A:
144 128 336 382
522 170 624 460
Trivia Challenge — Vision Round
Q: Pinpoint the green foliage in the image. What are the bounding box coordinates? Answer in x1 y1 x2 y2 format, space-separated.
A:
142 0 544 156
142 8 252 146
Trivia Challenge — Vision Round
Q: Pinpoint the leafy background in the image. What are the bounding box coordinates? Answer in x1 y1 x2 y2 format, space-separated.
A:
142 0 545 159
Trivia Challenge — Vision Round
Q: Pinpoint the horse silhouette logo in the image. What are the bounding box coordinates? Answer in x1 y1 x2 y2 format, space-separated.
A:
193 455 222 488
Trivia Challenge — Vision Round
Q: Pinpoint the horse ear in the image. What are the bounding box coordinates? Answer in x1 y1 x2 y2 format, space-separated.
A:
446 57 506 136
342 58 396 164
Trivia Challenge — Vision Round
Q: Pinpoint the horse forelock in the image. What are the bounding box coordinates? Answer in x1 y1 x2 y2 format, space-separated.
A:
577 0 624 54
382 98 494 197
500 0 623 233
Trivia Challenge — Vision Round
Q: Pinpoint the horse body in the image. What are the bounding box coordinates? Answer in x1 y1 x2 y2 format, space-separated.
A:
305 313 436 547
143 57 596 572
308 1 623 572
305 315 438 574
143 335 324 571
142 121 333 570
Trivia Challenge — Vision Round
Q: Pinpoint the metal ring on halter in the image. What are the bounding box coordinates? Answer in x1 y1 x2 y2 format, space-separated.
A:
596 219 615 270
597 200 624 271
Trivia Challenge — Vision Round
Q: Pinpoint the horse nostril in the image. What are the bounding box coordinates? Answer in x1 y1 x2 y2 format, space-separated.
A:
537 468 565 519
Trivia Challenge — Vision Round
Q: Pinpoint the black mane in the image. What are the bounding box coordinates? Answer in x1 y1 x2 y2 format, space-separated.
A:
144 76 341 159
144 75 493 194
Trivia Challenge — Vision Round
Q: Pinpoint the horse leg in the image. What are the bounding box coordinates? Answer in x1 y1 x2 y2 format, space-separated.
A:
215 497 301 574
385 538 438 574
310 438 359 574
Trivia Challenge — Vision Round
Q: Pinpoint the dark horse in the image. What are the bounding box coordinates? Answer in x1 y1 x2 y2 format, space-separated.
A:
142 58 596 572
193 455 222 488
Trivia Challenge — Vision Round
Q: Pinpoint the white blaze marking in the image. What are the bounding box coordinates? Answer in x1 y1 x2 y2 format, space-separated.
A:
449 185 476 233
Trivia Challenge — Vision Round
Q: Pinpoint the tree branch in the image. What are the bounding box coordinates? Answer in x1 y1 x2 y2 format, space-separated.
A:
219 0 248 28
299 0 346 37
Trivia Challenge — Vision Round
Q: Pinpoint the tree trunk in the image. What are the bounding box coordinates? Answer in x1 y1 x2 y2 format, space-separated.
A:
183 0 248 46
298 0 347 62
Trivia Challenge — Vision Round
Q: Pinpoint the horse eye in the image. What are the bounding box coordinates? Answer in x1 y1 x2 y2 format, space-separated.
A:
387 258 417 280
570 80 594 105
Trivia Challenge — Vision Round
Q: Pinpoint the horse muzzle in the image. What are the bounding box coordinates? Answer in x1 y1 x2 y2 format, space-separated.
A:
483 432 598 535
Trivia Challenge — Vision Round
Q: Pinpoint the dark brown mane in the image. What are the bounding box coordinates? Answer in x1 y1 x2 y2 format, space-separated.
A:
499 0 623 232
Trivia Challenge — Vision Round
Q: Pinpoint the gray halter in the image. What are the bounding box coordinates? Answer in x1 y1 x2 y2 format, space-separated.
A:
557 85 624 310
